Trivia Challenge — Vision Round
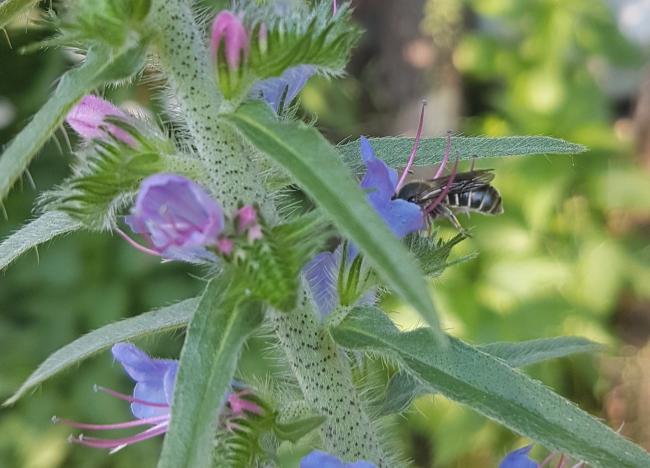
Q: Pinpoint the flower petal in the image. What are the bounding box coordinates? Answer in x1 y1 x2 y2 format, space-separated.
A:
359 137 398 204
250 65 316 113
126 174 224 259
373 198 424 239
499 445 539 468
304 250 340 318
300 450 376 468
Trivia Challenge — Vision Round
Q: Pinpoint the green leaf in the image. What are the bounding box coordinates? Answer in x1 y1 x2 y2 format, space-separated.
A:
374 371 427 416
158 277 264 468
0 44 145 202
373 337 602 416
332 307 650 468
0 211 82 271
480 337 604 368
0 0 38 29
338 136 587 172
4 297 197 406
274 415 327 443
226 101 444 343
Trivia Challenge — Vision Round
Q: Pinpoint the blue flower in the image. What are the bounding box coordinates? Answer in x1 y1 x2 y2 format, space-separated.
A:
54 343 262 453
250 65 316 113
300 450 376 468
359 136 424 239
111 343 178 419
500 445 538 468
123 173 224 263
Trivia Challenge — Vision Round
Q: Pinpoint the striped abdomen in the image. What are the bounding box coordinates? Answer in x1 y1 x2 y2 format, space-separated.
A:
445 185 503 215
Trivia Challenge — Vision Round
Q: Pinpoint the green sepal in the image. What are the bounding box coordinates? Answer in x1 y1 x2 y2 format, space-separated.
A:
408 233 471 278
40 118 174 230
0 0 38 30
218 2 361 101
234 210 332 311
61 0 153 49
273 414 327 443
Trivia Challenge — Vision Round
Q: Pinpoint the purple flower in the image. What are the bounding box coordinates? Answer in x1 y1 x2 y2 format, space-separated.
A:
500 445 538 468
303 245 376 318
54 343 262 453
360 136 424 239
250 65 316 113
304 249 341 317
111 343 177 419
300 450 376 468
211 10 249 71
124 173 224 262
66 95 135 146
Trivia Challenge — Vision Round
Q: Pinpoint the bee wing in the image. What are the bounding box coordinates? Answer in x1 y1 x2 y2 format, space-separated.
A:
418 170 496 200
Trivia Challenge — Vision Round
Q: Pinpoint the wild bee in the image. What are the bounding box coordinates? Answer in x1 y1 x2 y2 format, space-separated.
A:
395 168 504 232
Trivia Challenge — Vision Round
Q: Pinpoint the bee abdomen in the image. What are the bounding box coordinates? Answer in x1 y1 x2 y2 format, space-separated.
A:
446 186 503 215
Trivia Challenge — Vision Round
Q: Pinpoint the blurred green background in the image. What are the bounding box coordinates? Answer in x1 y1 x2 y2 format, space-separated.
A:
1 0 650 466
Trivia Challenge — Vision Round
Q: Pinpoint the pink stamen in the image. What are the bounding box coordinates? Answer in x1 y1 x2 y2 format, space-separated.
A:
333 0 338 15
433 130 453 179
395 101 426 194
69 422 169 451
424 157 459 215
539 452 557 468
556 454 566 468
95 385 169 408
115 228 161 257
53 414 168 431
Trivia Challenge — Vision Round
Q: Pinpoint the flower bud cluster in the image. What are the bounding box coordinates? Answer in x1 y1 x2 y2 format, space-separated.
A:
123 173 264 264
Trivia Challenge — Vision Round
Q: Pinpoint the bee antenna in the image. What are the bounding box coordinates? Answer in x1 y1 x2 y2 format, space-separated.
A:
395 100 426 194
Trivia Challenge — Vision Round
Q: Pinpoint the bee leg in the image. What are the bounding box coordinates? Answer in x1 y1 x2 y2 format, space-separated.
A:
439 205 471 237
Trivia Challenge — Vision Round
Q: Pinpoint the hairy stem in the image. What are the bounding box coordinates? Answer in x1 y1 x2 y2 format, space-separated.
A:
148 0 265 211
270 295 387 466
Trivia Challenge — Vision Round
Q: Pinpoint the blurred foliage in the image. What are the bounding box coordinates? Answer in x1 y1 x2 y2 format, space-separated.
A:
2 0 650 467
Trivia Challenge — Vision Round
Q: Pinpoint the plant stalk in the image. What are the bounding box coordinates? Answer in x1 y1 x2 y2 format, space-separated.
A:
270 296 387 466
148 0 266 211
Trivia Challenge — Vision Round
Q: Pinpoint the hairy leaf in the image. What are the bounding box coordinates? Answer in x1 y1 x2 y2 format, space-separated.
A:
4 297 197 406
0 44 145 202
480 337 604 368
226 101 444 343
0 0 38 29
332 307 650 468
158 277 264 468
408 233 468 278
0 211 82 271
374 336 603 416
338 136 587 172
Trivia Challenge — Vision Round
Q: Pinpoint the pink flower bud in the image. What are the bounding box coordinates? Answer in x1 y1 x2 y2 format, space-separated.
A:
210 11 249 71
216 237 234 255
66 95 135 146
237 204 258 232
247 224 263 242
